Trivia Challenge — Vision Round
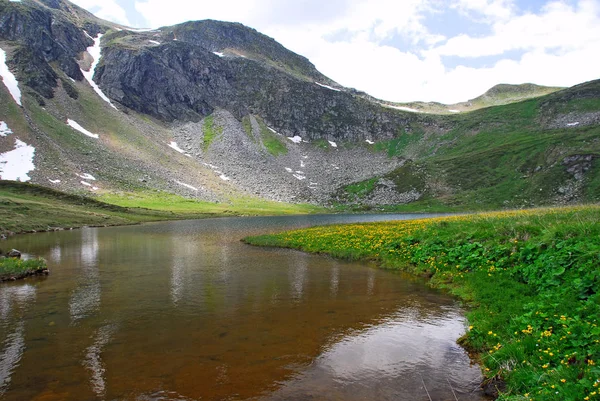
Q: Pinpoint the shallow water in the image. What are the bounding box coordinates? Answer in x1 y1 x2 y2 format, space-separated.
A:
0 214 484 400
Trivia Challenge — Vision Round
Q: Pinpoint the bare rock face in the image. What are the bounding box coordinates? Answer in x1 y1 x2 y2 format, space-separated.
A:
0 0 104 97
95 30 422 141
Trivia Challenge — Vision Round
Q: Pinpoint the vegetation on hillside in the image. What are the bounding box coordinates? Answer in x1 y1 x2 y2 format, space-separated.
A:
245 206 600 400
202 114 223 150
0 181 324 236
339 81 600 210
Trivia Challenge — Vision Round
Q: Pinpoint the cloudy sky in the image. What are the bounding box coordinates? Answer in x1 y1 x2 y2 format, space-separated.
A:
70 0 600 104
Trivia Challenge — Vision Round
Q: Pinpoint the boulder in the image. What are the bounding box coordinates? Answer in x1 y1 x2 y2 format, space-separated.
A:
7 249 21 259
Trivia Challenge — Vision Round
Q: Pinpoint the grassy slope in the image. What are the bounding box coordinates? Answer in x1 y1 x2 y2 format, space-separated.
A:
245 206 600 401
339 81 600 211
0 181 325 236
393 83 563 114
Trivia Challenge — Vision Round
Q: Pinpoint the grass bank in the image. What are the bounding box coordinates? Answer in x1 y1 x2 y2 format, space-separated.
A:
244 205 600 400
0 257 48 281
0 181 325 236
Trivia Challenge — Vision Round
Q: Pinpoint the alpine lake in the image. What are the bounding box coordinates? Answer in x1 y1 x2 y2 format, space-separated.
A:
0 214 486 400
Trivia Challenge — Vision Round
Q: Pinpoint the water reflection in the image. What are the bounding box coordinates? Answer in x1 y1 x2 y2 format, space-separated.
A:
0 285 36 324
0 284 36 396
84 323 118 398
0 322 25 395
329 264 339 297
289 254 308 301
264 307 482 401
69 229 100 323
0 214 484 401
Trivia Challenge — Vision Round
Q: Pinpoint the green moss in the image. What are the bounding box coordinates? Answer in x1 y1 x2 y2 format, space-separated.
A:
203 114 223 150
256 117 288 156
242 115 255 140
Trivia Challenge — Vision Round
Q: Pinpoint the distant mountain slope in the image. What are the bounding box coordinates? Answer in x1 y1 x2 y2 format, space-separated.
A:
381 83 563 115
0 0 599 211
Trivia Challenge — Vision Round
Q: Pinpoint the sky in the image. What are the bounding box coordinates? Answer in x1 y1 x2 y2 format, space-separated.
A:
69 0 600 104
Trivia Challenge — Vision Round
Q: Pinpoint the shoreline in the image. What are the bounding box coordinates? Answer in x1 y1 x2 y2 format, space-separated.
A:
244 205 600 400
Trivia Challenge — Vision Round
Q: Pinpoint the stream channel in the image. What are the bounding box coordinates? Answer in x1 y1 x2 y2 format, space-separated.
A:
0 214 486 400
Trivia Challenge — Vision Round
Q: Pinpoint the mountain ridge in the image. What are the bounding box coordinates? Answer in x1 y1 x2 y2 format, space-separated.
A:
0 0 599 211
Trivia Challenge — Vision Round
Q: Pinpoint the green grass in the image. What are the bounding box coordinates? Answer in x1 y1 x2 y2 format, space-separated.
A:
342 178 378 200
245 206 600 401
344 82 600 210
0 182 326 236
256 117 288 156
101 190 324 215
0 257 47 279
203 114 223 150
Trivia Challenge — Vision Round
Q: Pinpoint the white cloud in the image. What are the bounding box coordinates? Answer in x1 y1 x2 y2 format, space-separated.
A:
105 1 600 103
432 0 600 58
70 0 131 26
451 0 516 21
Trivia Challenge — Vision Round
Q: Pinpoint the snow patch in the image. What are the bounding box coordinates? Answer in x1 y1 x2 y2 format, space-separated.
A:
219 174 230 181
267 127 280 135
448 109 461 113
77 173 96 181
315 82 341 92
380 103 420 113
81 33 118 110
293 174 306 180
80 181 98 190
127 28 157 32
328 141 337 148
285 167 293 173
67 119 99 139
300 160 305 168
175 180 198 191
295 171 304 174
48 179 61 184
202 163 220 170
168 141 185 153
288 136 302 144
0 139 35 181
213 51 225 57
148 40 161 45
0 121 13 137
365 139 375 145
567 122 580 127
0 47 22 106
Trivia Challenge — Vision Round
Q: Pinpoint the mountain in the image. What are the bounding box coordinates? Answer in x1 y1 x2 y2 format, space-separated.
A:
379 83 563 114
0 0 599 211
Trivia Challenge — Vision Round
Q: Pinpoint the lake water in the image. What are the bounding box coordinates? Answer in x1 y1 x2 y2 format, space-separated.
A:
0 214 484 400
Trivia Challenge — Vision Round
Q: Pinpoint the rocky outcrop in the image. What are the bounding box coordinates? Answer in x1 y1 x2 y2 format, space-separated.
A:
97 36 428 141
0 0 109 97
